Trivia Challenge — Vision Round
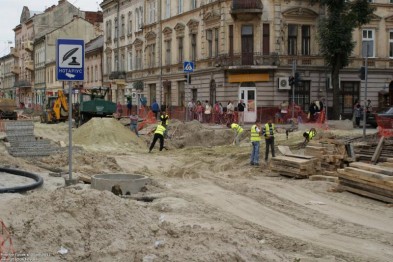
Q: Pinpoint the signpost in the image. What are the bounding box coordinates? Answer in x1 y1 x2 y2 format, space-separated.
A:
183 61 194 121
56 39 84 183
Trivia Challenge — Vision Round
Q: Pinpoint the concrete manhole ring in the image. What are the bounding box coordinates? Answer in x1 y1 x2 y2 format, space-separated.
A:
91 173 149 195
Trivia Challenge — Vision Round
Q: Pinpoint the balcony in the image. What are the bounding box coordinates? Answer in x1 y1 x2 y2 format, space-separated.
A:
11 65 20 75
23 41 33 52
25 60 34 71
214 52 279 68
14 80 31 88
11 47 19 58
230 0 263 21
109 71 126 80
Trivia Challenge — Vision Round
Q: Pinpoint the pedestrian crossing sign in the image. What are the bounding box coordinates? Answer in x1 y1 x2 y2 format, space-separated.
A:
183 61 194 72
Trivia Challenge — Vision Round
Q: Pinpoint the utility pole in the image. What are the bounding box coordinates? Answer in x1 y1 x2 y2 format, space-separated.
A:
291 60 296 121
362 43 369 138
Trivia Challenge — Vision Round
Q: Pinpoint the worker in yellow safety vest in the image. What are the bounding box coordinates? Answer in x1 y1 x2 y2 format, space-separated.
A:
262 118 276 162
250 121 262 166
303 128 317 143
227 122 244 146
149 123 167 152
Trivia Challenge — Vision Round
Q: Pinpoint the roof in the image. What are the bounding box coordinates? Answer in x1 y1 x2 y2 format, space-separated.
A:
85 35 104 53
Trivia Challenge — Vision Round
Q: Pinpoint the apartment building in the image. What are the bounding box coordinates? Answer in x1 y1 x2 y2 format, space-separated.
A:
85 35 104 90
0 54 16 100
100 0 393 121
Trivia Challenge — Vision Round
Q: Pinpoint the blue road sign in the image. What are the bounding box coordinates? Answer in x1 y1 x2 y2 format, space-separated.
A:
56 39 85 81
183 61 194 72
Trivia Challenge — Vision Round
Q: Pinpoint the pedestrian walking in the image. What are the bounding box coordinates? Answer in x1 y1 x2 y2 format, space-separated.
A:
250 120 262 166
263 118 276 162
129 111 139 137
237 100 246 125
127 100 132 116
204 100 212 123
151 99 160 120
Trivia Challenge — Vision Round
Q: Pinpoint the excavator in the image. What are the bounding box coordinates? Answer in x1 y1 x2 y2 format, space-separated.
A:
40 90 69 123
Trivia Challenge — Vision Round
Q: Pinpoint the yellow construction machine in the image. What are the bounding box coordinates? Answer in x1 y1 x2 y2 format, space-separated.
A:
40 90 69 123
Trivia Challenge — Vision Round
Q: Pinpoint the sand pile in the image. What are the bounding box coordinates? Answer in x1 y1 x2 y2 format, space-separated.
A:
166 120 235 148
1 186 274 262
73 118 144 150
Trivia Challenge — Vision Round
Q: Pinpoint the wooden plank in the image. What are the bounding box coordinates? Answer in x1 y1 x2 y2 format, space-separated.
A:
343 167 393 181
339 178 393 198
337 169 393 191
371 137 385 164
337 185 393 203
349 162 393 176
280 153 316 160
273 170 307 179
277 145 292 155
271 166 310 176
309 175 338 183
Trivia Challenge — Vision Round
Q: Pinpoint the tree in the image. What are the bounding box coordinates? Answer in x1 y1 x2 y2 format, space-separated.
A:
316 0 374 119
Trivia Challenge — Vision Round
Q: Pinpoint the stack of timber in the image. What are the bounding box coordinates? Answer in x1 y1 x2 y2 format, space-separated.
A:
354 137 393 162
271 154 320 178
304 141 349 176
337 162 393 203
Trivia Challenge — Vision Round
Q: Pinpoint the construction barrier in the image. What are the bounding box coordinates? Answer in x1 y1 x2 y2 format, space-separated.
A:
376 115 393 138
0 220 15 261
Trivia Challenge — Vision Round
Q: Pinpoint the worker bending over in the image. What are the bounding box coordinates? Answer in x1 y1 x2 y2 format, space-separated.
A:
303 128 317 143
149 123 167 153
227 122 244 146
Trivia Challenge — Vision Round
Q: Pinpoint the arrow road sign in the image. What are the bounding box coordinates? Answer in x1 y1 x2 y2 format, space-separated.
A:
183 61 194 72
56 39 84 81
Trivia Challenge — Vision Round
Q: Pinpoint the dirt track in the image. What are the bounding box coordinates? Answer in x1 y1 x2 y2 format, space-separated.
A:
0 119 392 261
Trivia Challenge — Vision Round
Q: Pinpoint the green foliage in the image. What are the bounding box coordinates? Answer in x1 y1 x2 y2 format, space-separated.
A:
133 80 144 91
317 0 374 69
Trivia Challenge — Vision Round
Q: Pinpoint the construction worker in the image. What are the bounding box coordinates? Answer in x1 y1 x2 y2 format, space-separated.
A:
160 110 169 138
227 122 244 146
160 110 169 125
250 120 262 166
263 118 276 162
303 128 317 143
148 123 167 153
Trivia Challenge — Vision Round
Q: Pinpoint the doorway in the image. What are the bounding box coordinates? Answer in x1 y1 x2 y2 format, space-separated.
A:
239 86 257 123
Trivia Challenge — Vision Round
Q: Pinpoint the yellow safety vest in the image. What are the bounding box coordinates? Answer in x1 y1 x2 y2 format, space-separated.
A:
264 123 275 138
250 125 261 142
154 124 166 135
231 123 243 134
307 130 316 140
160 114 169 125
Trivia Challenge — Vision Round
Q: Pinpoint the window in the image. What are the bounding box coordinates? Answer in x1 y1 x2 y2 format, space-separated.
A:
288 24 297 55
128 50 133 71
148 1 156 24
106 20 112 40
191 33 197 61
289 81 310 111
90 66 93 82
191 0 197 9
114 18 118 39
165 0 171 19
178 0 183 14
178 37 184 63
106 56 112 74
121 15 125 37
148 44 156 68
262 23 270 55
128 12 132 35
114 54 118 71
136 50 142 70
165 40 171 65
389 30 393 58
229 25 233 57
86 67 90 82
362 29 374 57
95 66 98 81
214 28 219 57
135 9 139 31
206 29 213 57
301 25 310 55
139 7 143 29
121 53 125 71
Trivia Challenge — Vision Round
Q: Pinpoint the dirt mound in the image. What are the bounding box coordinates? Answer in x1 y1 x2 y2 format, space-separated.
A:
73 118 144 150
166 120 235 148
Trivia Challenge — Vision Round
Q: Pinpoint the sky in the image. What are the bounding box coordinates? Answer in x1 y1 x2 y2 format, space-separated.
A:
0 0 102 56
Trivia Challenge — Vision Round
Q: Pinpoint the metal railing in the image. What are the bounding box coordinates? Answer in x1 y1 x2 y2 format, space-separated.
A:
232 0 263 9
214 52 279 67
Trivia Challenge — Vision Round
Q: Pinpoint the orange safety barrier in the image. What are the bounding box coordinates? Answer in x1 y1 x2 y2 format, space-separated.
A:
0 220 16 261
376 115 393 138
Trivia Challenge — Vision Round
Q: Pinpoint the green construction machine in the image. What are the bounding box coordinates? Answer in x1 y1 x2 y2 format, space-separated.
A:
76 87 117 127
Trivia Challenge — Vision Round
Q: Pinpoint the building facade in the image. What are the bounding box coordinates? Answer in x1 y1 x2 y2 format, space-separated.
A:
0 54 16 100
84 35 104 90
98 0 393 121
